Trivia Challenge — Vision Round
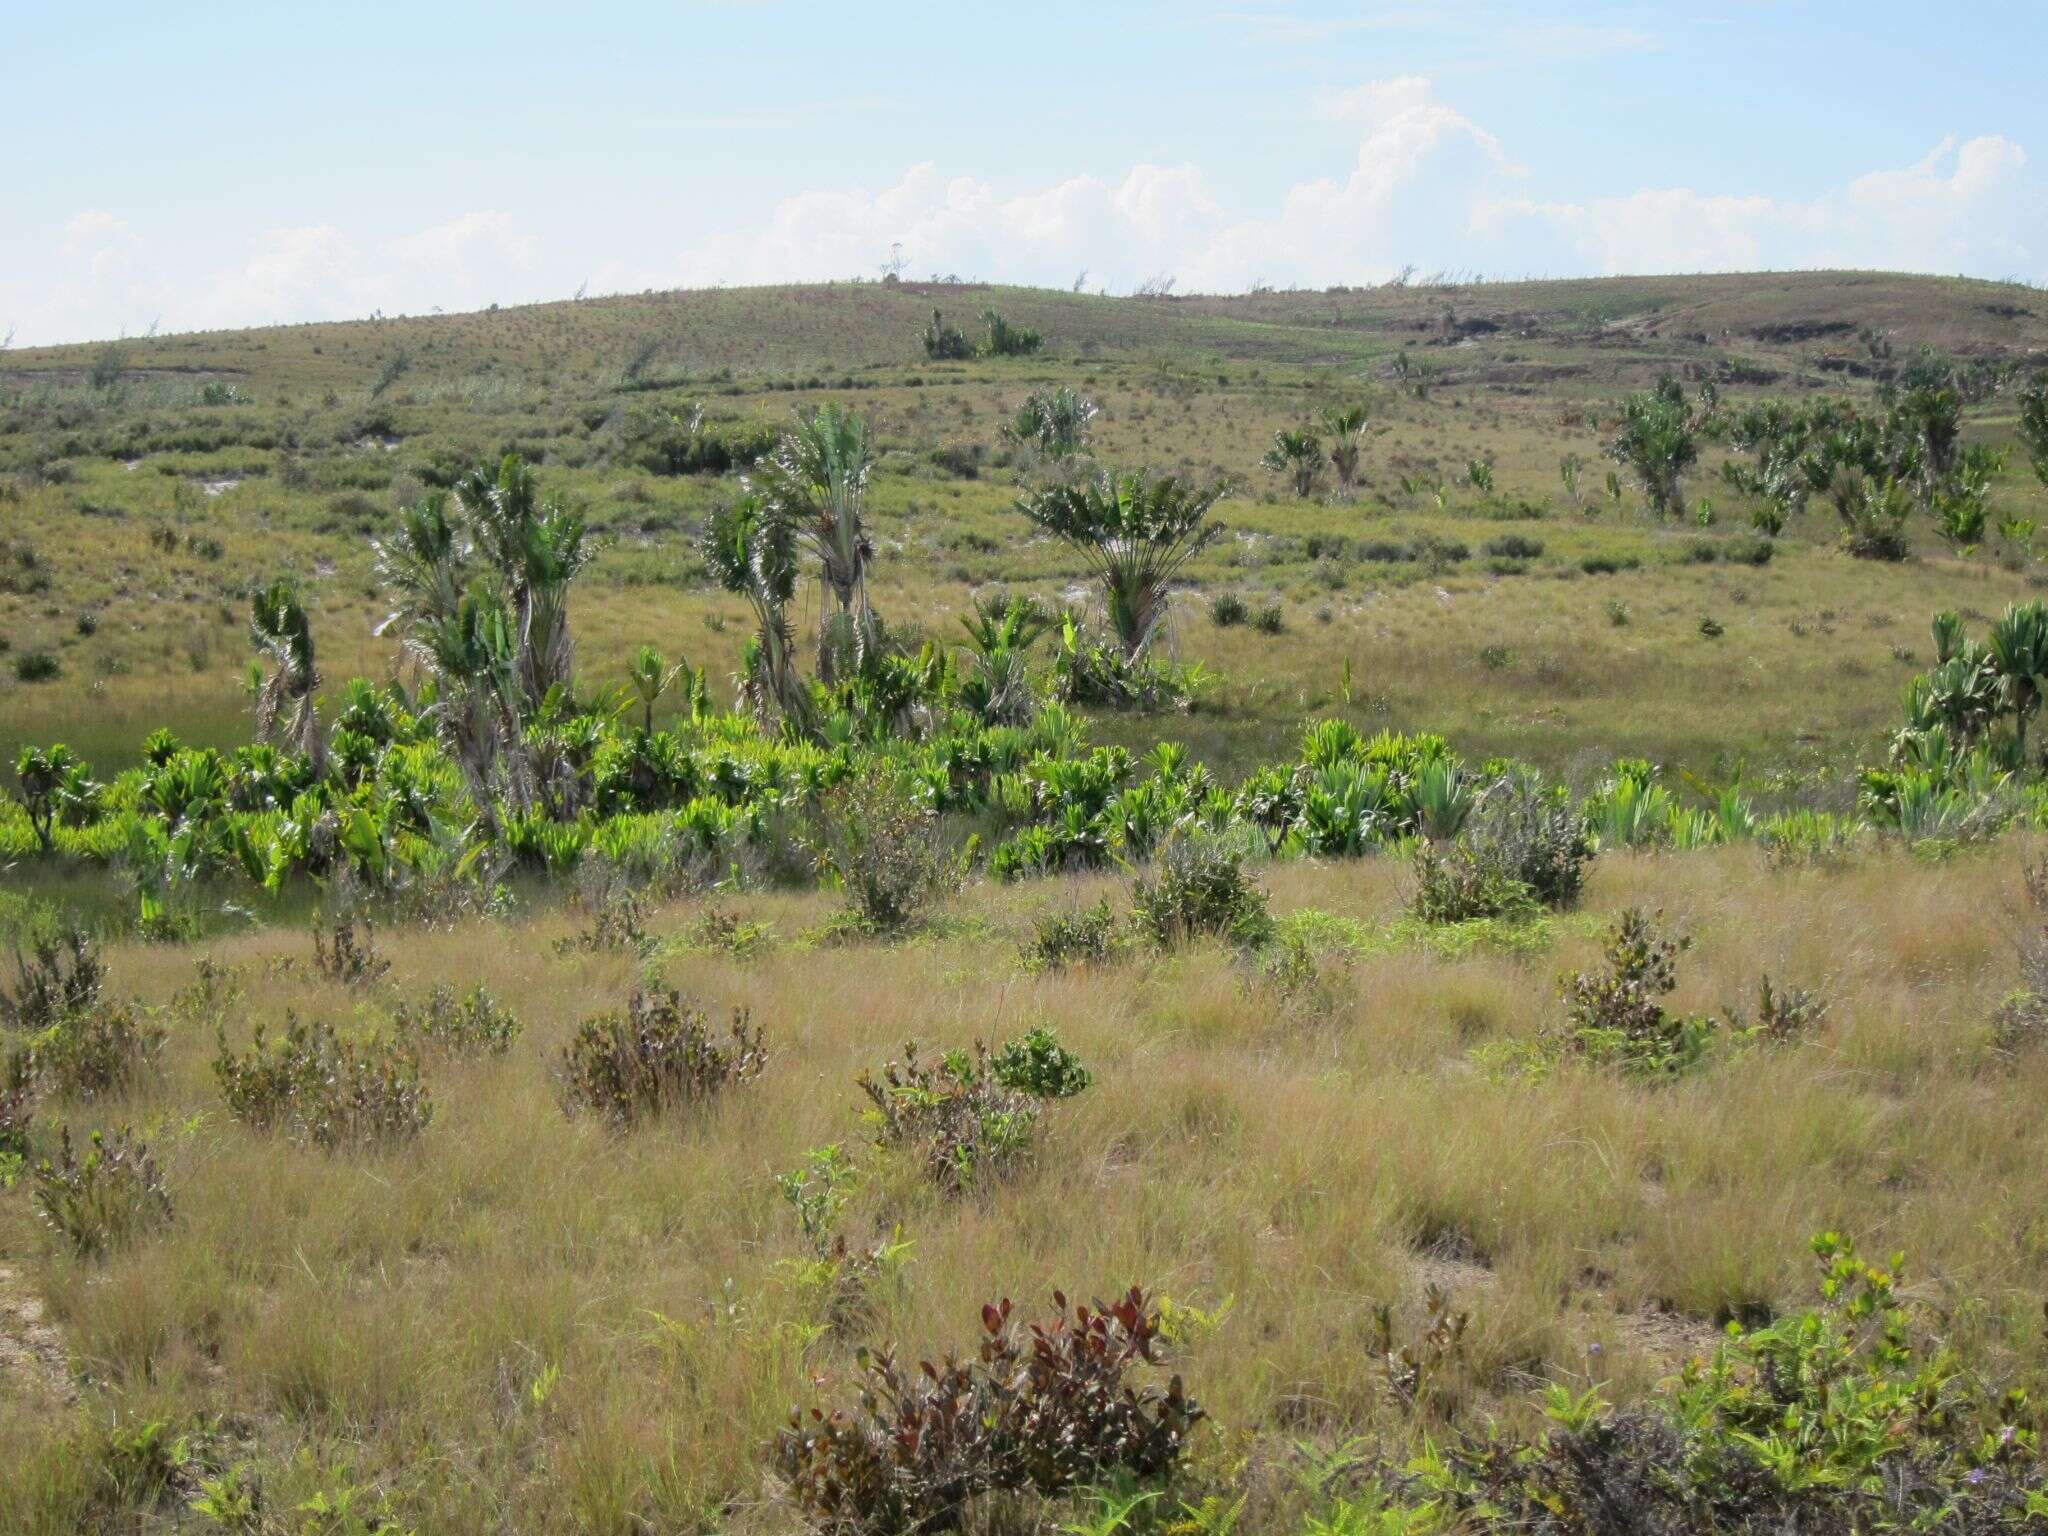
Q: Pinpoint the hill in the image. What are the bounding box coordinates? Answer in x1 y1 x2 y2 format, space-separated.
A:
2 269 2046 780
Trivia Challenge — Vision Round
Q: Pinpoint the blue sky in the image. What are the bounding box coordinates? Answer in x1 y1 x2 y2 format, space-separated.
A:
6 1 2044 344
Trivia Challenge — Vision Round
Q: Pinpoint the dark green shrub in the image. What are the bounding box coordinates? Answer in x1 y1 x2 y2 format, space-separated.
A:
1208 591 1248 627
1580 553 1641 575
214 1014 432 1149
1395 1234 2047 1533
920 310 973 361
776 1288 1203 1535
389 983 521 1058
33 1126 173 1258
1251 600 1285 634
1 1043 36 1164
989 1027 1091 1099
1130 838 1272 950
1483 534 1544 559
978 309 1042 357
13 649 59 683
559 989 765 1128
1025 899 1120 969
1409 841 1541 924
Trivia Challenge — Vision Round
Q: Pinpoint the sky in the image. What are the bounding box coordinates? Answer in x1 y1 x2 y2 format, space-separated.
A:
4 0 2045 346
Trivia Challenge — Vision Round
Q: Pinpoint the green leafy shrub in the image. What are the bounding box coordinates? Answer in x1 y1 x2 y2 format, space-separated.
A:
1208 591 1248 628
774 1287 1203 1534
978 309 1042 358
1554 909 1712 1076
1409 841 1540 924
214 1014 432 1149
558 989 765 1128
389 983 521 1058
1025 899 1120 970
1483 533 1544 559
33 997 166 1098
1130 837 1272 950
33 1126 173 1258
1392 1233 2048 1533
13 649 59 683
812 768 955 936
2 923 107 1032
858 1040 1046 1192
1251 600 1284 634
920 309 973 360
988 1026 1091 1099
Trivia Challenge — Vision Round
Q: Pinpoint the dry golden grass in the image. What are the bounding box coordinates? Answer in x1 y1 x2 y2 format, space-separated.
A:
6 841 2048 1531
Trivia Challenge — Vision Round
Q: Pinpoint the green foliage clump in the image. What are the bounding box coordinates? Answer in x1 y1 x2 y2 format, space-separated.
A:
558 989 765 1128
858 1030 1089 1192
309 914 390 986
977 309 1042 358
1410 777 1591 923
1130 836 1272 951
1006 387 1095 459
774 1287 1202 1534
389 982 521 1058
919 309 973 361
1607 375 1707 516
31 997 165 1099
1386 1234 2048 1533
2 923 108 1033
1025 898 1120 970
988 1026 1091 1099
214 1014 433 1149
1553 908 1711 1076
811 767 955 936
33 1126 173 1258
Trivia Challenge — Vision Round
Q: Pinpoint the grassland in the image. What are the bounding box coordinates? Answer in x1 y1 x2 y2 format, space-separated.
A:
6 271 2048 1533
4 271 2046 780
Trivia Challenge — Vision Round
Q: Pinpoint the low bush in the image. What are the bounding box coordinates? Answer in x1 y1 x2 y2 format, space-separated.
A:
1025 899 1120 970
2 924 107 1032
309 915 389 986
1483 533 1544 559
389 983 521 1058
1370 1233 2046 1532
1251 600 1285 634
1208 591 1248 627
1130 837 1272 950
811 768 955 936
214 1014 432 1149
1 1043 36 1164
774 1287 1203 1534
32 997 166 1098
858 1041 1039 1192
33 1126 174 1258
1411 776 1592 922
988 1027 1092 1099
13 650 59 683
1553 908 1709 1075
558 989 765 1127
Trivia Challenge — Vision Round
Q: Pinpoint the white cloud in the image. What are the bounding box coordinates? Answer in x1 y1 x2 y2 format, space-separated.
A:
4 80 2041 344
1530 134 2036 277
670 81 2041 295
